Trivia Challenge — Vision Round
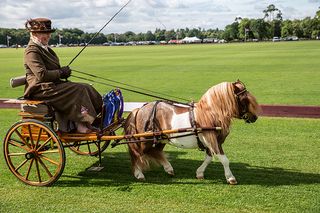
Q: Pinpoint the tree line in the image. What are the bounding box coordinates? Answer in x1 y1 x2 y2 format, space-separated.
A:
1 4 319 46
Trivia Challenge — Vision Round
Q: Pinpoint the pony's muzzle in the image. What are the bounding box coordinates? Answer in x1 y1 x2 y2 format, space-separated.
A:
243 113 258 123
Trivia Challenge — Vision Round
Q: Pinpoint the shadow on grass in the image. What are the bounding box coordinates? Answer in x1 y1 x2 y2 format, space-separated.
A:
57 151 320 187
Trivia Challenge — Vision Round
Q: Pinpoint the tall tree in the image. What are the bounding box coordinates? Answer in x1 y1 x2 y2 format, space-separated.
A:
223 22 239 41
301 17 313 38
144 31 155 41
263 4 283 37
164 29 176 41
281 20 293 37
154 28 166 41
263 4 282 21
250 19 270 40
238 18 251 40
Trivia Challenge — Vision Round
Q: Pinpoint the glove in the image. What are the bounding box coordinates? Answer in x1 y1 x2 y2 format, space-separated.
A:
59 66 71 79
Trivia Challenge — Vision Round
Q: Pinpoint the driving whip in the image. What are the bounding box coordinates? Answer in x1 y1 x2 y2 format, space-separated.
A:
68 0 132 66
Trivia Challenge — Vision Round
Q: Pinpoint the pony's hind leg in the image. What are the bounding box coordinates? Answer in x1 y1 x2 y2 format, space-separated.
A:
133 164 145 181
216 154 237 185
196 153 212 179
128 143 146 181
151 143 174 176
160 157 174 176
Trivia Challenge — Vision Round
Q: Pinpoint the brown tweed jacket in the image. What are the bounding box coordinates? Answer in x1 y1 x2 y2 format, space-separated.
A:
24 40 62 98
23 40 102 125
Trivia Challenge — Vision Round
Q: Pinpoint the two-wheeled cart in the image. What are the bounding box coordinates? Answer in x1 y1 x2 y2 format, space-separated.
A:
3 99 220 186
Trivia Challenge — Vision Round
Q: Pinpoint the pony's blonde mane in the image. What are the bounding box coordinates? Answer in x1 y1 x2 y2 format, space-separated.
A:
195 82 238 132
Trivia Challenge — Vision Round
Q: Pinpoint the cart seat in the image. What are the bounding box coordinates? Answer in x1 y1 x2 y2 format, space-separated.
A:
5 99 73 132
5 99 53 118
21 102 50 114
5 99 49 113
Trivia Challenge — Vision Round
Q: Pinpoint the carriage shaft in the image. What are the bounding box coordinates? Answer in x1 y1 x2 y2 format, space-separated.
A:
60 127 222 142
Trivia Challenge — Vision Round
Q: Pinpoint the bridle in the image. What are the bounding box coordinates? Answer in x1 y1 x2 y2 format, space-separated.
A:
233 81 250 120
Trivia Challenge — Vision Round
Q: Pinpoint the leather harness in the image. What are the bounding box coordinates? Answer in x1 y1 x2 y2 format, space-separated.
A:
188 102 206 151
143 100 206 150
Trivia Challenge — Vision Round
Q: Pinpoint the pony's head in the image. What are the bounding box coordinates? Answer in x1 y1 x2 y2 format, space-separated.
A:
232 80 261 123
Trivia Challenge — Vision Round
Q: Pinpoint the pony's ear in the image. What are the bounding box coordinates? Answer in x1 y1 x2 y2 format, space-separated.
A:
233 80 247 92
236 79 246 87
233 79 241 86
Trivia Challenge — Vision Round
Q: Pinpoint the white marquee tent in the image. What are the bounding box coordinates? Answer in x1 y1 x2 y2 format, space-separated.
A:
182 36 202 43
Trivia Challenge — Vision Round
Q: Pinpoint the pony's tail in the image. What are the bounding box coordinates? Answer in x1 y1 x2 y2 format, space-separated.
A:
124 109 151 172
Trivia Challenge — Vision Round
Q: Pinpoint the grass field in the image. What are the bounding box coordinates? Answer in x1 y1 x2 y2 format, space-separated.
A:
0 110 319 213
0 41 319 105
0 41 319 212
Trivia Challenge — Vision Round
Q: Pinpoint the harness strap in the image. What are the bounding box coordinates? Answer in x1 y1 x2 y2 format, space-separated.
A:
189 102 206 151
144 101 162 145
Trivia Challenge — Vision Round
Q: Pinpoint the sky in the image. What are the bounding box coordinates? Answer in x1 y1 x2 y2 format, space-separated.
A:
0 0 319 33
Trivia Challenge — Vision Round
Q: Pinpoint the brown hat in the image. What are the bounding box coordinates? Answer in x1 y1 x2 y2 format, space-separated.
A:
25 18 55 33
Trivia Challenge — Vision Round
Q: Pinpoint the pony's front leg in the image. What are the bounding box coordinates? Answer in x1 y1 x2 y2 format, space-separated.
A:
196 154 212 179
216 154 237 185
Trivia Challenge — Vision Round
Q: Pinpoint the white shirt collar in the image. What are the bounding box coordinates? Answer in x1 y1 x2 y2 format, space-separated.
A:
31 36 49 51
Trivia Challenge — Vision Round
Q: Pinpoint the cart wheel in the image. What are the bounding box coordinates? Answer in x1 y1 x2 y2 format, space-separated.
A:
3 119 65 186
68 132 114 156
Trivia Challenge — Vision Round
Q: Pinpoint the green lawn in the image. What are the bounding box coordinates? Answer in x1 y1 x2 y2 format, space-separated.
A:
0 42 319 212
0 110 319 212
0 41 319 105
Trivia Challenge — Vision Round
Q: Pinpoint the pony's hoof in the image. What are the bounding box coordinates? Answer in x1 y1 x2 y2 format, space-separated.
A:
227 178 238 185
137 177 146 181
167 171 175 176
134 172 145 181
196 176 204 180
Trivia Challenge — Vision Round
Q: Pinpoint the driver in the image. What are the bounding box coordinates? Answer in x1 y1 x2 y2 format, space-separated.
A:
23 18 102 133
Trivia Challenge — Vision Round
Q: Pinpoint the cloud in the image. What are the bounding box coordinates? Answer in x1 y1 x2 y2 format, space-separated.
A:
0 0 318 33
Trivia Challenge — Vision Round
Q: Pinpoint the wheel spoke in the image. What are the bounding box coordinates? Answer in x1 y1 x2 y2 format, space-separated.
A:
26 159 34 180
8 152 27 156
38 157 53 178
39 155 59 166
94 142 99 149
35 158 42 182
38 150 59 155
69 140 110 156
35 128 43 148
8 140 30 152
15 159 29 172
87 142 92 153
14 129 32 149
10 138 25 146
27 124 35 147
36 136 53 152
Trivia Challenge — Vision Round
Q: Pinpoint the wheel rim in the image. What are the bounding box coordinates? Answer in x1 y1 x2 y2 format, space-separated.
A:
69 140 110 156
68 131 113 156
3 120 65 186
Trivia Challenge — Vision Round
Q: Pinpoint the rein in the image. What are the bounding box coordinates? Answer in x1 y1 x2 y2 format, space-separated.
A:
64 0 191 106
71 74 192 107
